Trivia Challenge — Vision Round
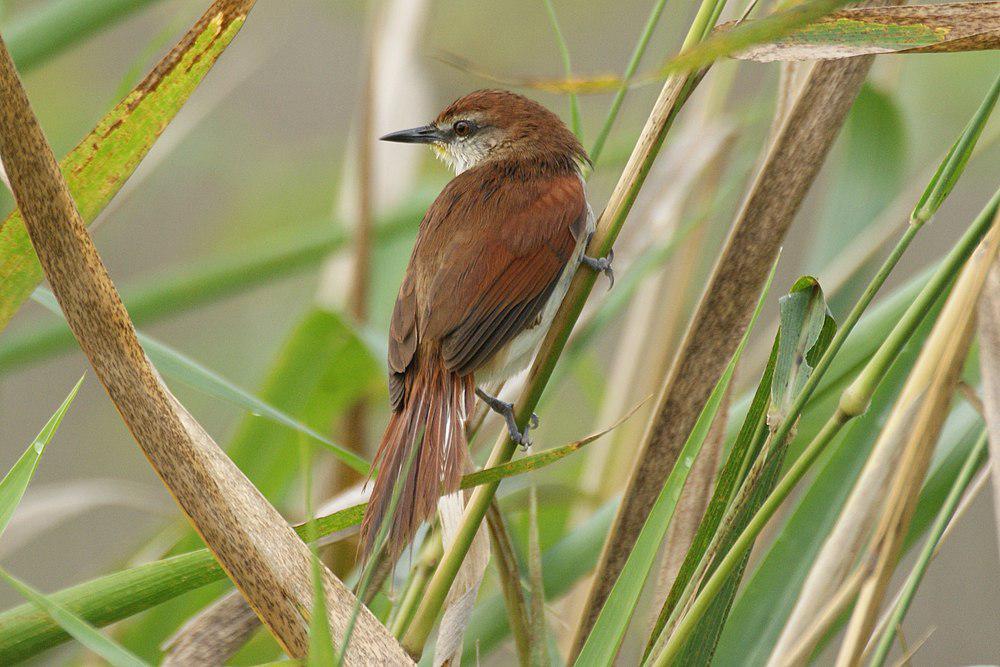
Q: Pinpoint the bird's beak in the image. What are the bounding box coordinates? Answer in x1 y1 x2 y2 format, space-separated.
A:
379 124 444 144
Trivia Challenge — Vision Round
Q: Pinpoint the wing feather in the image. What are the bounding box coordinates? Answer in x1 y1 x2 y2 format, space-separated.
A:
386 162 586 404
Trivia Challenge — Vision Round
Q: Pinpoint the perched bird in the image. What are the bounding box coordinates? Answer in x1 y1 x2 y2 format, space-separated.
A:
361 89 612 560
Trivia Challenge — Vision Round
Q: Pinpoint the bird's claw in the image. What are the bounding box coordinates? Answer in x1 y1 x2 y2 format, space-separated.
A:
583 249 614 289
476 387 538 450
502 407 534 450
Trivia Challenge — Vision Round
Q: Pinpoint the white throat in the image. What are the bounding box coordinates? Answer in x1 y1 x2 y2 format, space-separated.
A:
434 142 489 175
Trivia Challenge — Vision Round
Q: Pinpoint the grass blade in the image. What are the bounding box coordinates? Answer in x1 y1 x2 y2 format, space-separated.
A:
835 210 1000 666
669 278 837 665
573 257 776 665
0 0 255 334
30 288 371 475
728 2 1000 62
0 569 149 667
474 0 855 94
578 35 876 649
307 555 337 666
764 75 1000 650
588 0 671 164
654 187 1000 666
643 341 776 661
868 428 989 666
0 202 428 374
912 72 1000 224
462 500 619 662
0 409 636 663
769 278 837 424
0 376 83 538
541 0 582 139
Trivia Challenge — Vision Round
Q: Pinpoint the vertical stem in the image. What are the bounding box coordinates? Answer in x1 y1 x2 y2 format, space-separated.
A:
868 429 988 667
401 66 702 661
542 0 582 140
0 17 410 663
588 0 672 164
652 188 1000 666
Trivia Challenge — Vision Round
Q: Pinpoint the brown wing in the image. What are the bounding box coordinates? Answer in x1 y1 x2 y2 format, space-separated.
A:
387 164 586 407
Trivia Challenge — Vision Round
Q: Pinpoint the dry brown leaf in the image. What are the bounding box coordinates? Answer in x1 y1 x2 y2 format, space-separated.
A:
729 2 1000 61
437 3 997 95
976 259 1000 560
0 10 409 663
161 590 259 666
570 41 881 656
835 217 1000 666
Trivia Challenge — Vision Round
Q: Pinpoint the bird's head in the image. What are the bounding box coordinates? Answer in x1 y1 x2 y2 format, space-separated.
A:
380 89 587 174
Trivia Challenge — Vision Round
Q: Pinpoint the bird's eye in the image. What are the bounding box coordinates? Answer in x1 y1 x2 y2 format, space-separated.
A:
453 120 473 137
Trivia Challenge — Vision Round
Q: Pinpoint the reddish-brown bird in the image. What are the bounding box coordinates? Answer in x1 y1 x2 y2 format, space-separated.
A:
361 90 611 560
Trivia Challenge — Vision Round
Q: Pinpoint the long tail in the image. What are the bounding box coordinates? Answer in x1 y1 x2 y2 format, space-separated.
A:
360 355 473 561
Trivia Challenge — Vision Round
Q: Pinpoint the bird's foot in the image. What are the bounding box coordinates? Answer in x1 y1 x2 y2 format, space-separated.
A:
582 249 614 289
475 387 538 450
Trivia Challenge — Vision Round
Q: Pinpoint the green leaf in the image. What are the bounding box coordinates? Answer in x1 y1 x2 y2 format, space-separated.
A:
0 426 615 663
463 500 619 663
711 309 948 665
769 277 836 424
0 376 83 538
727 2 1000 62
0 200 428 374
643 341 777 661
0 568 148 667
461 397 647 490
912 73 1000 224
226 307 384 500
573 257 778 665
4 0 165 72
29 289 371 475
660 0 855 76
644 277 837 663
0 506 358 664
674 281 837 665
541 0 582 139
0 0 253 334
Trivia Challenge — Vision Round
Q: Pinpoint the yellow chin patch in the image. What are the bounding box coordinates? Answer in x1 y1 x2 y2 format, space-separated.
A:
431 143 457 172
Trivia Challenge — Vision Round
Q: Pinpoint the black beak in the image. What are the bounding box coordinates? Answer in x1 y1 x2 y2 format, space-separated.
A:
379 124 443 144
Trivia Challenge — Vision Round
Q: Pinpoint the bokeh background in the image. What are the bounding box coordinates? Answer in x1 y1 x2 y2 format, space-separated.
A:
0 0 998 664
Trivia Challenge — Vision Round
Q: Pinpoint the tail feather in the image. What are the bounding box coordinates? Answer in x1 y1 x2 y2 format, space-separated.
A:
360 356 473 561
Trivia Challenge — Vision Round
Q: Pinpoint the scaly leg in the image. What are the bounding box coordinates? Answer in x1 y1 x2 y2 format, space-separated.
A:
582 248 614 289
475 387 538 448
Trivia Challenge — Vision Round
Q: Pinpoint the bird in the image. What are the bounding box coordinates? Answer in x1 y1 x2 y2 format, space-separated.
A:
360 89 612 561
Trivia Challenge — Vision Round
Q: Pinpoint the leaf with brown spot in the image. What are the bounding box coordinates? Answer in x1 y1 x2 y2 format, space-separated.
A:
0 0 255 333
727 2 1000 61
439 2 997 94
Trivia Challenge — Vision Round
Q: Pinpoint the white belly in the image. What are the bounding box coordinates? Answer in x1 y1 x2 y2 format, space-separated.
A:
477 201 596 383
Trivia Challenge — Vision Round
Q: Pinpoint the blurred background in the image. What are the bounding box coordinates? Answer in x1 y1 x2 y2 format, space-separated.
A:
0 0 997 664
